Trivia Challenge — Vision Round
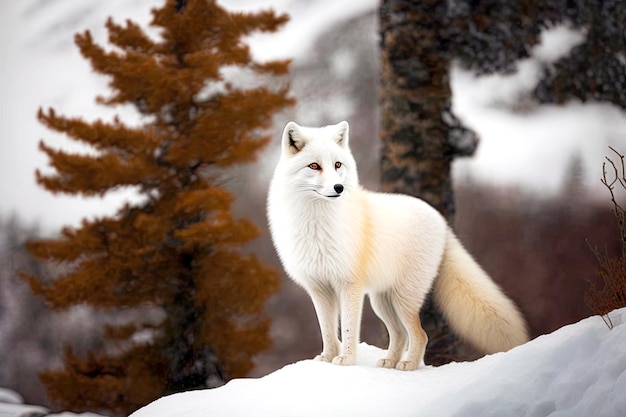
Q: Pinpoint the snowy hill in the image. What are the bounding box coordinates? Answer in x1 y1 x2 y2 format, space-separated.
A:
131 308 626 417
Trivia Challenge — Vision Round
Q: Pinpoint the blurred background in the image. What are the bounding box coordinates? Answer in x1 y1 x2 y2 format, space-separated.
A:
1 0 624 408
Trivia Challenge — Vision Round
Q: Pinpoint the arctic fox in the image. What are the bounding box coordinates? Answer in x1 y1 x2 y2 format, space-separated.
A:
267 121 529 371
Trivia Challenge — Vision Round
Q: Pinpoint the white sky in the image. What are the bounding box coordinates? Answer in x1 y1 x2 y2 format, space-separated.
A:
1 0 624 234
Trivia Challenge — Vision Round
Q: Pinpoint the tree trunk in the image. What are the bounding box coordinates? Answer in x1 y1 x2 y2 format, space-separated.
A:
379 0 478 365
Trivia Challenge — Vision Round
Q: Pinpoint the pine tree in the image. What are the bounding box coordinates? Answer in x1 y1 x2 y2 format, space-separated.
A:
21 1 292 415
448 0 626 108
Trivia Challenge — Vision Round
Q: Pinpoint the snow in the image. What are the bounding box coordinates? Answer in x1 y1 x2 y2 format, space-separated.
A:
0 401 49 417
450 25 626 192
130 308 626 417
232 0 379 62
0 388 24 405
0 387 107 417
48 413 107 417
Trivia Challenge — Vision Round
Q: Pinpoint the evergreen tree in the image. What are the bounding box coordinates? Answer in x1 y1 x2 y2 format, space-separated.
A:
379 0 625 364
448 0 626 107
21 1 292 415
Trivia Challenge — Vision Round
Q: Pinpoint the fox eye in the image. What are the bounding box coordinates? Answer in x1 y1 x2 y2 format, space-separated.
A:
335 162 342 169
308 162 321 170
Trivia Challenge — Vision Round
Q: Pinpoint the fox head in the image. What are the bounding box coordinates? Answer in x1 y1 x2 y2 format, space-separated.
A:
277 121 358 200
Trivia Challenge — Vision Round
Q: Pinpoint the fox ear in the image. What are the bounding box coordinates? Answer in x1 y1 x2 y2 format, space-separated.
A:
333 121 349 148
282 121 306 155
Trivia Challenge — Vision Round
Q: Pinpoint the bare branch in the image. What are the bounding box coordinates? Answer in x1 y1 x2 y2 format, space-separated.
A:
586 147 626 329
608 146 626 189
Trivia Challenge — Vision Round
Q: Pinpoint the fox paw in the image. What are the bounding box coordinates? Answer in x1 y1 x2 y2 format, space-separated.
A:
313 354 334 362
332 355 356 366
377 358 397 369
395 360 419 371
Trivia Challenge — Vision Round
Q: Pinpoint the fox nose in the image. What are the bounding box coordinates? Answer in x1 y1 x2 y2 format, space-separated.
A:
334 184 344 194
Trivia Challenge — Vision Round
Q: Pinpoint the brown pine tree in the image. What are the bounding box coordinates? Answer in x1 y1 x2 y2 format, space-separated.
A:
21 1 293 415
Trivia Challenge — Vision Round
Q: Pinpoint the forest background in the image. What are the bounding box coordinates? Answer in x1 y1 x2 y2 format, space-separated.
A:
0 0 624 412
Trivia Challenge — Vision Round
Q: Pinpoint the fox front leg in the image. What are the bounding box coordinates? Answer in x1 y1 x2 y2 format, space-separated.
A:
332 284 365 366
308 283 340 362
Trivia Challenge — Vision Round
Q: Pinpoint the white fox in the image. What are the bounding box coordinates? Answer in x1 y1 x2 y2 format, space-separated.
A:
267 121 529 371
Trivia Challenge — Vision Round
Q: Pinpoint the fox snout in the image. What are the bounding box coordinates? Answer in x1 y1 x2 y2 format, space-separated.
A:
323 183 343 198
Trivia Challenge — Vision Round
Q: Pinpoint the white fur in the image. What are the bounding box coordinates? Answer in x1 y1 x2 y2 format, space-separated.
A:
267 121 529 370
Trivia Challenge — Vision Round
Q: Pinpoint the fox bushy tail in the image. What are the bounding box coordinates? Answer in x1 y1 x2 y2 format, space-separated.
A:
433 228 529 354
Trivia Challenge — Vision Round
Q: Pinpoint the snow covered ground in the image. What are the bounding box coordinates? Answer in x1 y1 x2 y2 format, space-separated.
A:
130 308 626 417
0 387 106 417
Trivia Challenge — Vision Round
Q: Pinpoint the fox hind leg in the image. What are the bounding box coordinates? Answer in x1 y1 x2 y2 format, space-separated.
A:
394 301 427 371
370 292 407 369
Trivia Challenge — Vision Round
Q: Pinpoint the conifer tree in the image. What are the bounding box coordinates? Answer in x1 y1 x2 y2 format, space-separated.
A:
22 1 292 415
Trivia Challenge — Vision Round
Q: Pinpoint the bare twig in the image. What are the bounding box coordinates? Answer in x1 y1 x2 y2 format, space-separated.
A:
600 314 614 329
608 146 626 189
585 147 626 329
601 148 626 260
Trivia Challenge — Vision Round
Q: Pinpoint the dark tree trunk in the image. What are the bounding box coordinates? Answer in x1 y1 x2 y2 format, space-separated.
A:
379 0 478 365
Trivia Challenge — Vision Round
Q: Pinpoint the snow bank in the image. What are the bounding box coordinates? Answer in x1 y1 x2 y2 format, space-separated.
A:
0 388 24 404
131 308 626 417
